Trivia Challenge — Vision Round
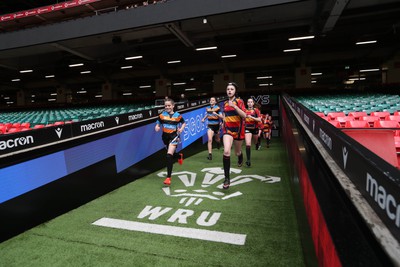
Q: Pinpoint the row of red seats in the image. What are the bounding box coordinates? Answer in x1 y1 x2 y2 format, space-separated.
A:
0 121 72 134
316 111 400 168
328 119 400 128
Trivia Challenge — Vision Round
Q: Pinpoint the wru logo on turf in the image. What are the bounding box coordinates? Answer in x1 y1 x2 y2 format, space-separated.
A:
158 167 281 207
92 167 280 245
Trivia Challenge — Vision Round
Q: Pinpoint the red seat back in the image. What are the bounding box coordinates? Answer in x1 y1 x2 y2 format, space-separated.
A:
344 120 370 128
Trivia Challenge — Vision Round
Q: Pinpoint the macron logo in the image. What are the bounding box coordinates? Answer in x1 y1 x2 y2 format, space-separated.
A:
55 128 63 139
342 146 348 169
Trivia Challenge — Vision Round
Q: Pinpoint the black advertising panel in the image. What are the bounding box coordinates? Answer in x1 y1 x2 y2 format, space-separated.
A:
0 99 217 160
285 95 400 241
0 124 73 157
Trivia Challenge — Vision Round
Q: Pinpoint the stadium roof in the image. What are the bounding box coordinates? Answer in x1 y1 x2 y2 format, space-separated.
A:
0 0 399 97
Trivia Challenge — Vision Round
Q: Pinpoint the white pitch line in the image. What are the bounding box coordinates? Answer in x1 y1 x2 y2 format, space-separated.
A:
92 217 246 245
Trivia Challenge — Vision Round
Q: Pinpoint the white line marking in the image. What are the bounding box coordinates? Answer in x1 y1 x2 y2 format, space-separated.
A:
92 217 246 245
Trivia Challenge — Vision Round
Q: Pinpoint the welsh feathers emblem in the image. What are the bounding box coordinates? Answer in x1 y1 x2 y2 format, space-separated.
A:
158 167 280 207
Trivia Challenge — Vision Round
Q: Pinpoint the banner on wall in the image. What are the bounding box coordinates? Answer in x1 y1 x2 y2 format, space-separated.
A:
0 0 100 23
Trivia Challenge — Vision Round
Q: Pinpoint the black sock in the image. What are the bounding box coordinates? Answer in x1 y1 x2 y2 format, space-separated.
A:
223 155 230 178
238 152 243 164
246 146 251 161
166 154 173 177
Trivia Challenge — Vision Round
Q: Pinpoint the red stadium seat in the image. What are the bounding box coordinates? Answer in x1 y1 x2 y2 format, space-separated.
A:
373 120 400 128
33 124 45 129
315 112 325 117
0 125 6 134
7 127 21 134
385 115 400 122
21 122 31 128
348 111 367 120
327 112 345 120
344 120 370 128
54 121 65 125
360 116 380 127
370 111 390 119
336 116 354 126
12 122 21 129
394 111 400 116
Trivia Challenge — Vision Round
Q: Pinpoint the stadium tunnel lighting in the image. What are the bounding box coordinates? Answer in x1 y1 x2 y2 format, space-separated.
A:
69 63 84 67
20 69 33 73
221 54 237 58
283 48 301 52
196 46 217 51
359 68 380 72
289 35 315 41
356 40 377 45
125 56 143 60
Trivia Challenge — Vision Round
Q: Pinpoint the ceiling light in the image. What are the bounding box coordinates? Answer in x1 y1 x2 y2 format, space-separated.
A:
196 46 217 51
311 80 317 83
121 66 133 69
185 88 196 91
173 82 186 85
95 95 103 98
259 83 273 86
4 96 10 100
167 60 181 64
359 68 380 72
77 90 87 94
139 85 151 88
289 35 315 41
356 40 377 45
50 93 57 96
311 72 322 76
125 55 143 60
45 75 55 78
20 69 33 73
80 70 91 74
221 54 237 58
256 76 272 79
349 77 366 81
69 63 84 67
203 18 207 24
31 95 35 97
11 78 20 82
283 48 301 52
48 98 56 102
123 92 133 96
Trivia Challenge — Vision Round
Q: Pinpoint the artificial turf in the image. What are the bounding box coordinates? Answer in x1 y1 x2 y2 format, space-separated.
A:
0 138 308 266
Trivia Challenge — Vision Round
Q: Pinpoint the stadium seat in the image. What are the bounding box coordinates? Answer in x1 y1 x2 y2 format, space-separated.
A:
385 115 400 122
360 116 380 127
344 120 370 128
7 127 21 134
33 124 45 129
370 111 391 119
0 125 6 134
373 120 400 128
348 111 367 120
336 116 354 126
315 112 325 117
21 122 31 128
327 112 345 120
